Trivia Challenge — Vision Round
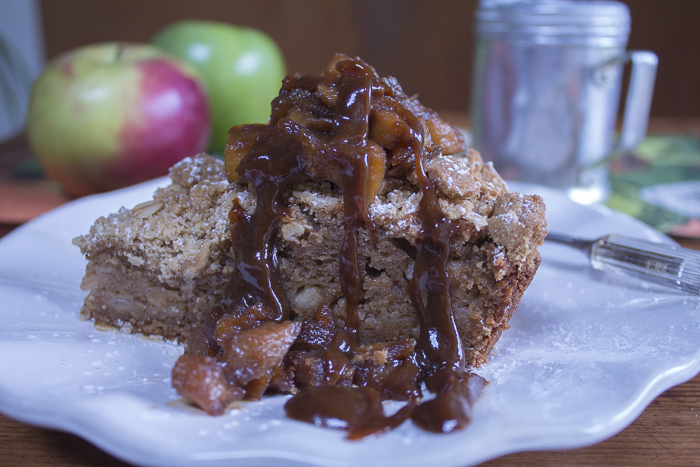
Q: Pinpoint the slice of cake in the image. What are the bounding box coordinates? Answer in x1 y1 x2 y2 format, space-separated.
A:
74 54 546 437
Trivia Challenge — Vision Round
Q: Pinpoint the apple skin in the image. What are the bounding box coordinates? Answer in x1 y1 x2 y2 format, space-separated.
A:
26 42 211 197
152 21 286 154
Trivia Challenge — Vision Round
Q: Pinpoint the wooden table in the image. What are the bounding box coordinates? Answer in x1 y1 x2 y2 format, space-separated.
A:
1 118 700 466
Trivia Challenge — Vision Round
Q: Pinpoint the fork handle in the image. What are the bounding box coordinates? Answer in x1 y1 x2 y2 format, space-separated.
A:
590 234 700 294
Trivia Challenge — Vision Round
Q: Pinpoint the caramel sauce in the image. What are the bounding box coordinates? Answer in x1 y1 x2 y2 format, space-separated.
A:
226 63 378 339
404 107 465 374
285 386 416 441
178 56 487 438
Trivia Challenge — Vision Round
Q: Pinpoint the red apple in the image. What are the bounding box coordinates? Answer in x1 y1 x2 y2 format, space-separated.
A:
26 42 211 197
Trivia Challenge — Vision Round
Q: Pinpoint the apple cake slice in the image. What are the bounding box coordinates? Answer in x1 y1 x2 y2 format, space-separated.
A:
74 151 544 367
74 54 546 437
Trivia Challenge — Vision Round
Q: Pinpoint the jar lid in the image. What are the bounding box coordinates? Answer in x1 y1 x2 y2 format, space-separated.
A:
476 0 631 46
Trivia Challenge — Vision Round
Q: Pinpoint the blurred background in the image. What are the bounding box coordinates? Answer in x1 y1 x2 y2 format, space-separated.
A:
1 0 700 236
1 0 700 144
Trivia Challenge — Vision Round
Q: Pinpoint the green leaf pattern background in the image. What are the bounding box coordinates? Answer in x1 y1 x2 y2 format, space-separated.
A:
606 135 700 239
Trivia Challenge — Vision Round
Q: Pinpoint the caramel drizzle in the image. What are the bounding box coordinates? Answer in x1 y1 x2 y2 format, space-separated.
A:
226 57 463 375
332 74 375 341
226 119 307 321
226 68 376 343
408 133 465 373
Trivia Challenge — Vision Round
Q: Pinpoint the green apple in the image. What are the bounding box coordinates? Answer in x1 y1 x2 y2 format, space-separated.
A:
152 21 286 154
26 42 211 197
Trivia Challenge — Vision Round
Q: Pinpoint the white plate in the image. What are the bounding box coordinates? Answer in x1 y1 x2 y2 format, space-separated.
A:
1 178 699 467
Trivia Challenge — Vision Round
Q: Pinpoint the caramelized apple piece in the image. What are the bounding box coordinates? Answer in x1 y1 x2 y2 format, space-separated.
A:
352 339 420 400
323 342 354 386
225 123 268 182
172 354 244 415
293 304 338 351
267 361 297 394
354 339 416 362
379 358 422 401
425 117 466 155
368 95 411 150
214 303 276 344
321 53 354 78
272 84 334 131
400 95 466 155
287 351 326 389
184 305 224 357
220 321 302 386
315 82 339 108
366 140 386 201
368 94 424 176
242 373 273 401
